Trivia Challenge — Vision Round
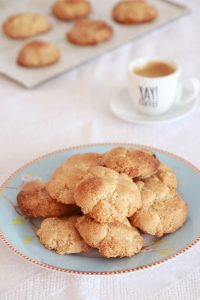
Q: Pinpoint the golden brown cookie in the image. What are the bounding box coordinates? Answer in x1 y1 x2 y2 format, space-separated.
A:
142 176 176 201
73 166 141 224
3 13 51 39
130 177 188 237
17 41 60 68
131 195 188 237
67 19 113 46
76 215 143 258
17 181 76 218
52 0 91 21
46 153 102 204
156 163 177 189
102 147 160 179
112 1 157 25
37 216 90 254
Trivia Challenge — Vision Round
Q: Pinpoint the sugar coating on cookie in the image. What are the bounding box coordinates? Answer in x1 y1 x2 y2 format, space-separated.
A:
67 19 113 46
52 0 91 21
17 181 76 218
46 153 102 204
3 13 51 39
37 216 90 254
130 176 188 237
112 1 157 25
102 147 160 179
76 215 143 258
73 166 141 224
17 41 60 68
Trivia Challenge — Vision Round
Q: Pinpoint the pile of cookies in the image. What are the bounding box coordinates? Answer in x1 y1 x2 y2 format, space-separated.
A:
2 0 157 68
17 147 188 258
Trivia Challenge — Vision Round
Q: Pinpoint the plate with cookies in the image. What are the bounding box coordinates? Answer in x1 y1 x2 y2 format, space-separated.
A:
0 143 200 275
0 0 189 88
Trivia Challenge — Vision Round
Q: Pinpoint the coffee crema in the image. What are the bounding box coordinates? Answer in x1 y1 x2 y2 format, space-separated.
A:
133 61 175 78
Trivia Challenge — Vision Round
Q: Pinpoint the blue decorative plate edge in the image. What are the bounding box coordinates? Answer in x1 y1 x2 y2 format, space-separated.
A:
1 142 200 275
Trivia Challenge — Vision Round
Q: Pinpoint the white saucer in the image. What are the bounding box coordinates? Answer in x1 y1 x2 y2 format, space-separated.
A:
110 80 199 125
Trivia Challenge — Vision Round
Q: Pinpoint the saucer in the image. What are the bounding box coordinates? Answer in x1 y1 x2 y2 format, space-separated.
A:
110 80 199 125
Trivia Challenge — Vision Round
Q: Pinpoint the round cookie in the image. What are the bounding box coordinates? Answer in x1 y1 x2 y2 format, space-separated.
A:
73 166 141 224
67 19 113 46
112 0 157 25
37 216 90 254
17 41 60 68
46 153 102 204
76 215 143 258
130 177 188 237
3 13 51 39
52 0 91 21
156 163 177 189
142 176 176 201
102 147 160 179
17 181 77 218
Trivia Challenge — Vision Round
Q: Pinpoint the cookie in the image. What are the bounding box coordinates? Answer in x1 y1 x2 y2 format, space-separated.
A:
156 163 177 189
73 166 141 224
130 177 188 237
76 215 143 258
102 147 160 179
46 153 102 204
17 41 60 68
67 19 113 46
3 13 51 39
37 216 90 254
112 1 157 25
142 176 176 201
17 181 76 218
52 0 91 21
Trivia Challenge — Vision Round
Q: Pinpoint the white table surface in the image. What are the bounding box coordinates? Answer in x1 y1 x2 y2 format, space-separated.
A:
1 0 200 299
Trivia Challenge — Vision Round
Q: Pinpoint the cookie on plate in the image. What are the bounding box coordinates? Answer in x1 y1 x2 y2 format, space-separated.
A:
46 153 103 205
67 19 113 46
17 181 76 218
73 166 141 224
130 177 188 237
52 0 91 21
17 41 60 68
112 0 157 25
3 13 51 39
102 147 160 179
37 216 90 254
76 215 143 258
155 163 177 189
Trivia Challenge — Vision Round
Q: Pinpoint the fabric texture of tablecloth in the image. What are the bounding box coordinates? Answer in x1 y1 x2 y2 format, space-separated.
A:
1 0 200 299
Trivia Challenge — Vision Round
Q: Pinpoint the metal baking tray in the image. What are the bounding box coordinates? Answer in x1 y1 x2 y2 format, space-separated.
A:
0 0 189 88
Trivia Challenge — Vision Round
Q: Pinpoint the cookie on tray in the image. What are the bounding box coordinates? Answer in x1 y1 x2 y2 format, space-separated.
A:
130 177 188 237
46 153 103 205
17 181 76 218
37 216 90 254
52 0 91 21
67 19 113 46
112 0 157 25
73 166 141 224
102 147 160 179
76 215 143 258
3 13 51 39
17 41 60 68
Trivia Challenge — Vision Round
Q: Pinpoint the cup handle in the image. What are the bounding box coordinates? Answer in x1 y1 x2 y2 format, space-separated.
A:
175 77 200 106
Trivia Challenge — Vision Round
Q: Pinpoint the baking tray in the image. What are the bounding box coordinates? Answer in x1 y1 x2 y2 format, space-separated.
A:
0 0 189 88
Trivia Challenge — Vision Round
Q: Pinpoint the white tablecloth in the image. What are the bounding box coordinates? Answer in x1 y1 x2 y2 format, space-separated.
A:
1 0 200 299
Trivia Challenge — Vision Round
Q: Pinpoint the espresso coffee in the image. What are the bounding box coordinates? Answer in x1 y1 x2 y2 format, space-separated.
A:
133 61 175 78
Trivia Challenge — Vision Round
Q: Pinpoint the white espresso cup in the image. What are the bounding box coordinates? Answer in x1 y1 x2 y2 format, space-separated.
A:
128 58 181 116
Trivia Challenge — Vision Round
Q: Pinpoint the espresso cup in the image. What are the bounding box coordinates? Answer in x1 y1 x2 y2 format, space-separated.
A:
128 58 181 116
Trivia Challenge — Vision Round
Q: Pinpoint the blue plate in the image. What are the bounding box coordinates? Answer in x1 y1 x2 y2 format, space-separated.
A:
0 143 200 275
